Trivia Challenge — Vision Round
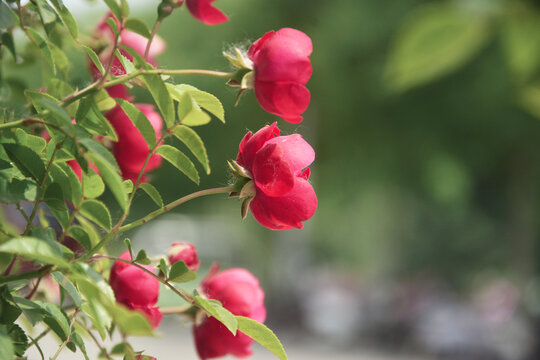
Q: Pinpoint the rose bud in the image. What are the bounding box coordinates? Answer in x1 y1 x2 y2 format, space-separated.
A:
106 104 163 182
185 0 228 25
109 251 163 329
194 266 266 359
236 122 317 230
167 242 200 271
248 28 313 123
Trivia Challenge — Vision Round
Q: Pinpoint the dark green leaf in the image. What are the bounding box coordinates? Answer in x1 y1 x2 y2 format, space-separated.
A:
57 161 82 204
79 199 112 230
194 296 237 335
0 237 69 267
139 182 162 207
117 99 157 147
173 125 210 174
156 145 199 184
103 0 122 21
134 249 151 265
1 32 16 60
2 143 46 183
158 258 168 278
43 182 69 228
80 137 119 171
26 28 55 75
68 225 92 250
25 91 73 130
35 301 70 340
49 0 78 39
124 238 133 259
236 316 288 360
88 153 127 211
79 100 118 141
0 1 14 30
0 178 39 203
0 286 22 325
8 323 28 356
70 331 89 360
125 18 150 39
168 260 196 283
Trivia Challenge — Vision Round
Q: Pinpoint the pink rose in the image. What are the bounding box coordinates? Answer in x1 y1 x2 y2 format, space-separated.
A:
109 251 163 329
186 0 228 25
167 242 200 271
248 28 313 123
194 266 266 359
236 122 317 230
106 104 163 182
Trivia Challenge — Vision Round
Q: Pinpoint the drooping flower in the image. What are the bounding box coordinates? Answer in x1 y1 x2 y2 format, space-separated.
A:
193 265 266 359
248 28 313 123
236 122 317 230
109 251 163 328
106 104 163 182
168 242 200 271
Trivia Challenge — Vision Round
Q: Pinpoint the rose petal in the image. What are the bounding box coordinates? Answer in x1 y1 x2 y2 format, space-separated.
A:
252 143 295 197
264 134 315 174
186 0 228 25
236 123 279 170
254 81 310 123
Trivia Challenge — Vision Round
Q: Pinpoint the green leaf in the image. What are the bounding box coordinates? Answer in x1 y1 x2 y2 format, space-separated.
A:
26 28 55 75
1 32 16 60
82 45 104 75
134 249 151 265
82 167 104 198
2 143 45 183
8 324 28 357
0 326 14 360
51 272 82 307
156 145 199 184
125 18 150 39
68 225 92 250
50 42 70 79
50 163 74 204
173 125 210 174
35 301 70 340
24 133 47 154
79 199 112 230
134 63 175 126
0 178 39 203
57 162 82 204
114 50 136 75
111 304 154 336
70 331 89 360
80 137 119 171
117 99 157 147
104 0 123 21
168 260 196 283
158 258 168 278
88 153 127 211
0 286 22 325
0 237 69 267
169 84 225 123
43 182 69 228
139 182 163 207
0 1 14 31
124 238 133 259
26 91 73 130
194 296 237 335
49 0 78 39
177 92 211 126
79 100 118 141
236 316 288 360
384 2 490 92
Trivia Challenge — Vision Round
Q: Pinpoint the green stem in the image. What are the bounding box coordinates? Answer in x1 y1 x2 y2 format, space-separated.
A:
0 265 53 285
50 309 79 360
144 18 162 61
76 320 113 360
118 185 235 234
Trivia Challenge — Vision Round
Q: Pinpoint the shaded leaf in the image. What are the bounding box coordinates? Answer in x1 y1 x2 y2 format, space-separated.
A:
2 143 45 183
168 260 196 283
26 28 55 75
79 199 112 230
88 153 127 211
173 125 210 174
0 237 69 267
117 98 157 147
125 18 150 39
49 0 78 39
156 145 199 184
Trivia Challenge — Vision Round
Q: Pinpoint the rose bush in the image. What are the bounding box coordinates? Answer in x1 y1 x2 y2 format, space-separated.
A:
110 251 163 329
236 122 317 230
194 266 266 359
248 28 313 123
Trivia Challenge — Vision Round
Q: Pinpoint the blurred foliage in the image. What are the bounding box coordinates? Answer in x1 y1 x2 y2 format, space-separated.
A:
4 0 540 291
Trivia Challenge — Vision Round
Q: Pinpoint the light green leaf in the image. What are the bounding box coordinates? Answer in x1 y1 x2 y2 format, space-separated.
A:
26 28 55 75
37 301 70 340
51 271 82 307
125 18 150 39
173 125 210 174
114 50 136 74
82 167 105 198
79 199 112 230
139 182 163 207
67 225 92 250
49 0 78 39
0 237 68 267
104 0 122 21
236 316 288 360
79 137 119 171
168 260 196 283
384 2 490 92
177 92 211 126
170 84 225 123
0 327 14 360
1 143 45 183
156 145 199 184
117 99 157 147
82 45 104 75
140 70 175 127
57 162 82 204
26 91 73 130
88 152 127 211
111 304 154 336
195 296 237 335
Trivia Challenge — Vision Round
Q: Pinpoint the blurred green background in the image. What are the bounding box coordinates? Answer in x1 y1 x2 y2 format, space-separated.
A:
5 0 540 358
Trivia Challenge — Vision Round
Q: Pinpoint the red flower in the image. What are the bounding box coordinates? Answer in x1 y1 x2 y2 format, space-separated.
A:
186 0 228 25
106 104 163 182
168 242 200 271
236 122 317 230
194 266 266 359
248 28 313 123
109 251 163 329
